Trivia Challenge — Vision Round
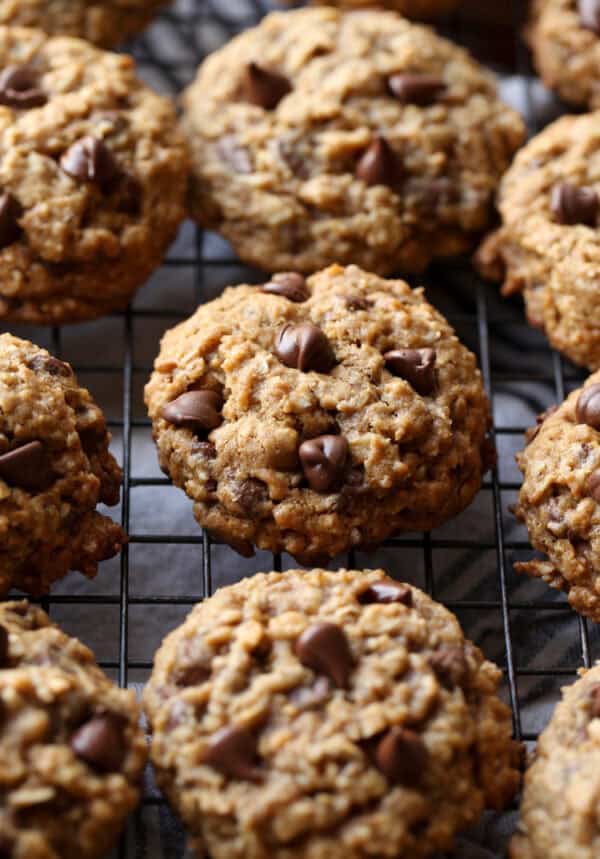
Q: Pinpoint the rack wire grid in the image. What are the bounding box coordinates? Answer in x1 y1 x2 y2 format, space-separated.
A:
3 0 596 856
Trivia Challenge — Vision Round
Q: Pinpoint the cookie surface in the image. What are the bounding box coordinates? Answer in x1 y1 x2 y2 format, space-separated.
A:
145 264 492 563
0 26 188 324
0 600 147 859
182 7 525 276
0 333 126 595
527 0 600 109
144 568 521 859
511 663 600 859
514 376 600 621
0 0 168 48
477 112 600 370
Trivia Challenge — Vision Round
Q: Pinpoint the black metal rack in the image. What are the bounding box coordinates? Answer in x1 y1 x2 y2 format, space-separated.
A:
5 1 598 856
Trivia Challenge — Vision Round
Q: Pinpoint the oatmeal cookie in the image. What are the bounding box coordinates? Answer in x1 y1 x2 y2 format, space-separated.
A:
0 333 126 595
145 264 492 563
182 7 525 276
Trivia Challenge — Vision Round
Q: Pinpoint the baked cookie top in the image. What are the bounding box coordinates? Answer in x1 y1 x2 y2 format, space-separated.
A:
0 333 125 595
145 264 492 563
0 26 188 324
511 662 600 859
514 373 600 621
0 600 147 859
182 7 525 276
477 112 600 370
144 568 521 859
0 0 169 48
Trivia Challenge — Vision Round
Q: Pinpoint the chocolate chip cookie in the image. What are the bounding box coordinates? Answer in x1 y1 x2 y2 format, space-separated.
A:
527 0 600 109
181 7 525 276
0 600 147 859
0 0 169 48
0 333 126 596
477 112 600 370
0 26 188 324
145 264 492 563
513 376 600 621
511 663 600 859
144 567 521 859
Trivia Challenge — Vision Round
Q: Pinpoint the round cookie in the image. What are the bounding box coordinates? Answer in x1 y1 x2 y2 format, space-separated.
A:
527 0 600 109
511 663 600 859
477 112 600 370
0 600 147 859
181 7 525 276
144 568 522 859
288 0 462 19
513 375 600 621
0 26 188 324
0 333 126 596
0 0 169 48
145 264 493 563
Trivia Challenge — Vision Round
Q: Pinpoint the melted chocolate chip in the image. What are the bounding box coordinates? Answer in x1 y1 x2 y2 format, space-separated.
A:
0 625 8 666
262 272 308 302
345 294 369 311
387 73 445 105
384 348 436 396
234 478 268 512
551 182 598 226
356 136 402 187
375 727 428 785
162 390 223 432
203 725 262 781
27 353 72 377
579 0 600 33
299 434 348 492
242 62 291 110
429 646 468 690
576 384 600 429
0 193 22 248
70 713 127 772
295 621 354 688
588 469 600 502
0 64 46 109
275 323 336 373
60 137 119 188
590 684 600 718
0 441 54 492
358 580 413 606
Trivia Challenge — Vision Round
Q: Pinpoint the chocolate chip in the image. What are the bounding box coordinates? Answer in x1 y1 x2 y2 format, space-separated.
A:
27 353 72 377
576 384 600 428
0 441 54 492
0 625 8 666
299 434 348 492
551 182 598 226
579 0 600 33
242 62 291 110
235 478 268 512
275 323 336 373
175 664 211 687
60 137 119 188
162 390 223 432
262 272 308 303
0 64 46 109
289 676 332 710
0 193 22 248
429 646 468 690
387 73 445 105
358 580 413 606
590 684 600 717
295 621 354 688
356 136 402 187
588 469 600 502
384 348 436 396
375 727 428 785
217 135 253 174
116 174 142 215
203 725 262 781
70 713 127 772
345 294 369 311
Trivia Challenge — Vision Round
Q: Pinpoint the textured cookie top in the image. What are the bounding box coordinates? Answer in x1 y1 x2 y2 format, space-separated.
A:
182 7 525 275
515 372 600 621
145 264 491 562
0 0 169 48
511 663 600 859
0 601 147 859
0 26 188 323
144 568 521 859
0 333 125 595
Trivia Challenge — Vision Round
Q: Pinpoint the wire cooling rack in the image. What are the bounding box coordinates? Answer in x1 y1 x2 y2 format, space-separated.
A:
3 0 598 856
